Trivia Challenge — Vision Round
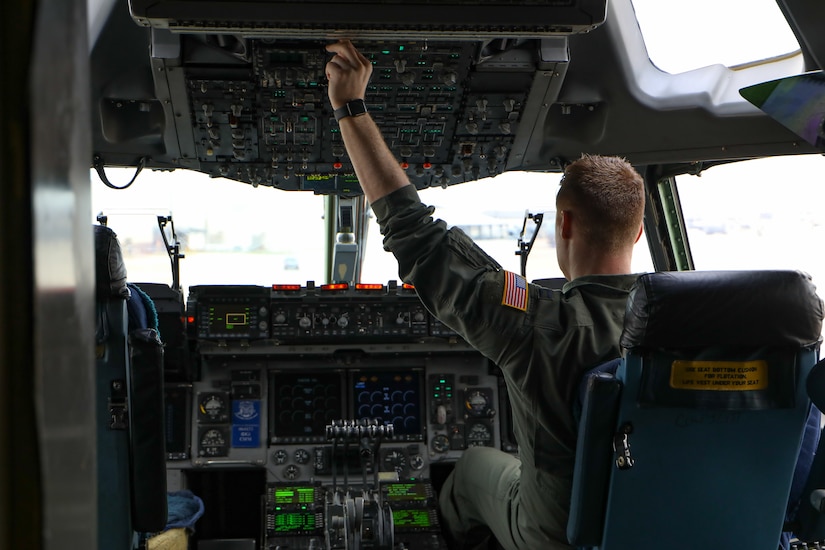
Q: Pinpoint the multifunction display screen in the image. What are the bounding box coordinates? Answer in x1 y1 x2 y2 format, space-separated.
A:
352 370 422 438
271 511 317 533
269 371 344 441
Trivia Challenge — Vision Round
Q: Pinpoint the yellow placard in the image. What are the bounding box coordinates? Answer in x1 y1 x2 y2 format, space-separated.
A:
670 360 769 391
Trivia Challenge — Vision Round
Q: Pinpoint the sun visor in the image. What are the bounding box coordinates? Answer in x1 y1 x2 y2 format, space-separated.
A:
740 71 825 151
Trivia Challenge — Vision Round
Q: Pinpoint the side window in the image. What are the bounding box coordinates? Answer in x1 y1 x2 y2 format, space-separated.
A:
676 154 825 280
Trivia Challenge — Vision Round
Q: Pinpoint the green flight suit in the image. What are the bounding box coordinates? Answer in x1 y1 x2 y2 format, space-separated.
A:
372 185 639 550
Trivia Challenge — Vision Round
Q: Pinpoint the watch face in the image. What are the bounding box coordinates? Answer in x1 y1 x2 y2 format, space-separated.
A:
349 99 367 116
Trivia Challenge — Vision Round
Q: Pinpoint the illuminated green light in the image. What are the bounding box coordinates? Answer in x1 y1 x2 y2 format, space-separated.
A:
381 49 391 55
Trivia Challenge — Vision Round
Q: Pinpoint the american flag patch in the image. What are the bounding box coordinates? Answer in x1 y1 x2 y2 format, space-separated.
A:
502 271 528 311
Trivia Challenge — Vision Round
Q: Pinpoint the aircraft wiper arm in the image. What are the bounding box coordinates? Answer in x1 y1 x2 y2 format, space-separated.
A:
156 215 184 292
515 210 544 278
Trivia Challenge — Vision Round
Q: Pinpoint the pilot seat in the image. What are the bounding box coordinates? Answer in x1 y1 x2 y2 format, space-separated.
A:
567 270 824 550
94 223 167 548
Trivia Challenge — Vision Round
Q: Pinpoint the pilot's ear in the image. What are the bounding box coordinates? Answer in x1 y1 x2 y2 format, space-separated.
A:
633 223 643 244
558 210 573 240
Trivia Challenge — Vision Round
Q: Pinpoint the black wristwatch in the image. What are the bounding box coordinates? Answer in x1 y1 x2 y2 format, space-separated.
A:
334 98 368 121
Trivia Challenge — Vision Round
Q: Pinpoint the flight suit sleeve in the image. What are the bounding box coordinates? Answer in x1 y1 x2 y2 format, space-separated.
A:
371 185 537 366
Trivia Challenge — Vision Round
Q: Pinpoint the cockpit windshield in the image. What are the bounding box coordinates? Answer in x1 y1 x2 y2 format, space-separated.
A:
91 168 655 295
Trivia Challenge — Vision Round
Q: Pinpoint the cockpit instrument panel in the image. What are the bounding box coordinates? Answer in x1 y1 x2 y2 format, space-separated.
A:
159 283 512 549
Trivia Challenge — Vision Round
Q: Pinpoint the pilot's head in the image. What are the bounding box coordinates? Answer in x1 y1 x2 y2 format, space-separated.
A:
554 154 645 279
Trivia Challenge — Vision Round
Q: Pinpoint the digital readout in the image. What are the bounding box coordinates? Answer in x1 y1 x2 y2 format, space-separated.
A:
392 508 432 528
272 510 316 533
272 486 316 505
385 482 429 502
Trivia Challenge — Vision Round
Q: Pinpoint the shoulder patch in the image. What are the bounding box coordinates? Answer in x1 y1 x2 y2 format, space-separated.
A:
502 271 529 312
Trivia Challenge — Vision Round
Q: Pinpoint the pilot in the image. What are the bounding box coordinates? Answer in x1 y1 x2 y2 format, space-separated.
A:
325 40 645 550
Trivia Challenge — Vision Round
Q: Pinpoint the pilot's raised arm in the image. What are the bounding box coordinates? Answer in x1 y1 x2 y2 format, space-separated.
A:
325 39 646 550
324 39 532 365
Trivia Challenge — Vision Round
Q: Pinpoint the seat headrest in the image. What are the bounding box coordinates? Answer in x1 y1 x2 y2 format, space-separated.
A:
94 224 130 300
621 270 823 350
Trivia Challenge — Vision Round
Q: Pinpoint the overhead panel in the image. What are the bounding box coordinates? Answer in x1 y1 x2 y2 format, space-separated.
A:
128 0 608 38
143 36 549 194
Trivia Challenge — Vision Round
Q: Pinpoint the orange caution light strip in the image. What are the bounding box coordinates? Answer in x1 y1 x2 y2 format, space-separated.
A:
320 283 349 291
355 283 384 291
272 284 302 291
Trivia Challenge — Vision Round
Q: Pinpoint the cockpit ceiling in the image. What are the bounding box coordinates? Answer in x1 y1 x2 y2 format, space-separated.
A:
89 0 825 194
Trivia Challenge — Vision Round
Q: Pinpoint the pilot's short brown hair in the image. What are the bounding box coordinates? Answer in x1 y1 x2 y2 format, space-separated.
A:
557 154 645 253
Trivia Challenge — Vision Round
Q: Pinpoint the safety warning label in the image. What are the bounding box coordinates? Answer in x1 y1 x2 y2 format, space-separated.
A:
669 360 769 391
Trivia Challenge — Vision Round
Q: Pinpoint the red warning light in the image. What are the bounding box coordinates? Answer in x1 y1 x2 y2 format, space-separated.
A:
355 283 384 291
272 284 302 291
320 283 349 291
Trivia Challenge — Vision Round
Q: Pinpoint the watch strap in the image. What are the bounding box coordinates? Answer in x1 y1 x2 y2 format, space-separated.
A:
334 99 368 121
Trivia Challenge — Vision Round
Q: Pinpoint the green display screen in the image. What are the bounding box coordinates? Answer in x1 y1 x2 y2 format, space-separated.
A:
392 508 432 528
272 510 317 533
385 482 429 502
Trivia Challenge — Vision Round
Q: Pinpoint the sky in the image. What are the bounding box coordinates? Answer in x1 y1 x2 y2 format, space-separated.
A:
631 0 800 73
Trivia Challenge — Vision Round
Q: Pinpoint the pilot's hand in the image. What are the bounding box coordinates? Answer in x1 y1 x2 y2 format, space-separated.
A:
325 40 372 110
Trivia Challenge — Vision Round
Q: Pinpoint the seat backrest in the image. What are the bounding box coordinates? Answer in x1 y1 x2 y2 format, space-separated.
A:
94 225 168 547
94 224 134 549
569 270 824 550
